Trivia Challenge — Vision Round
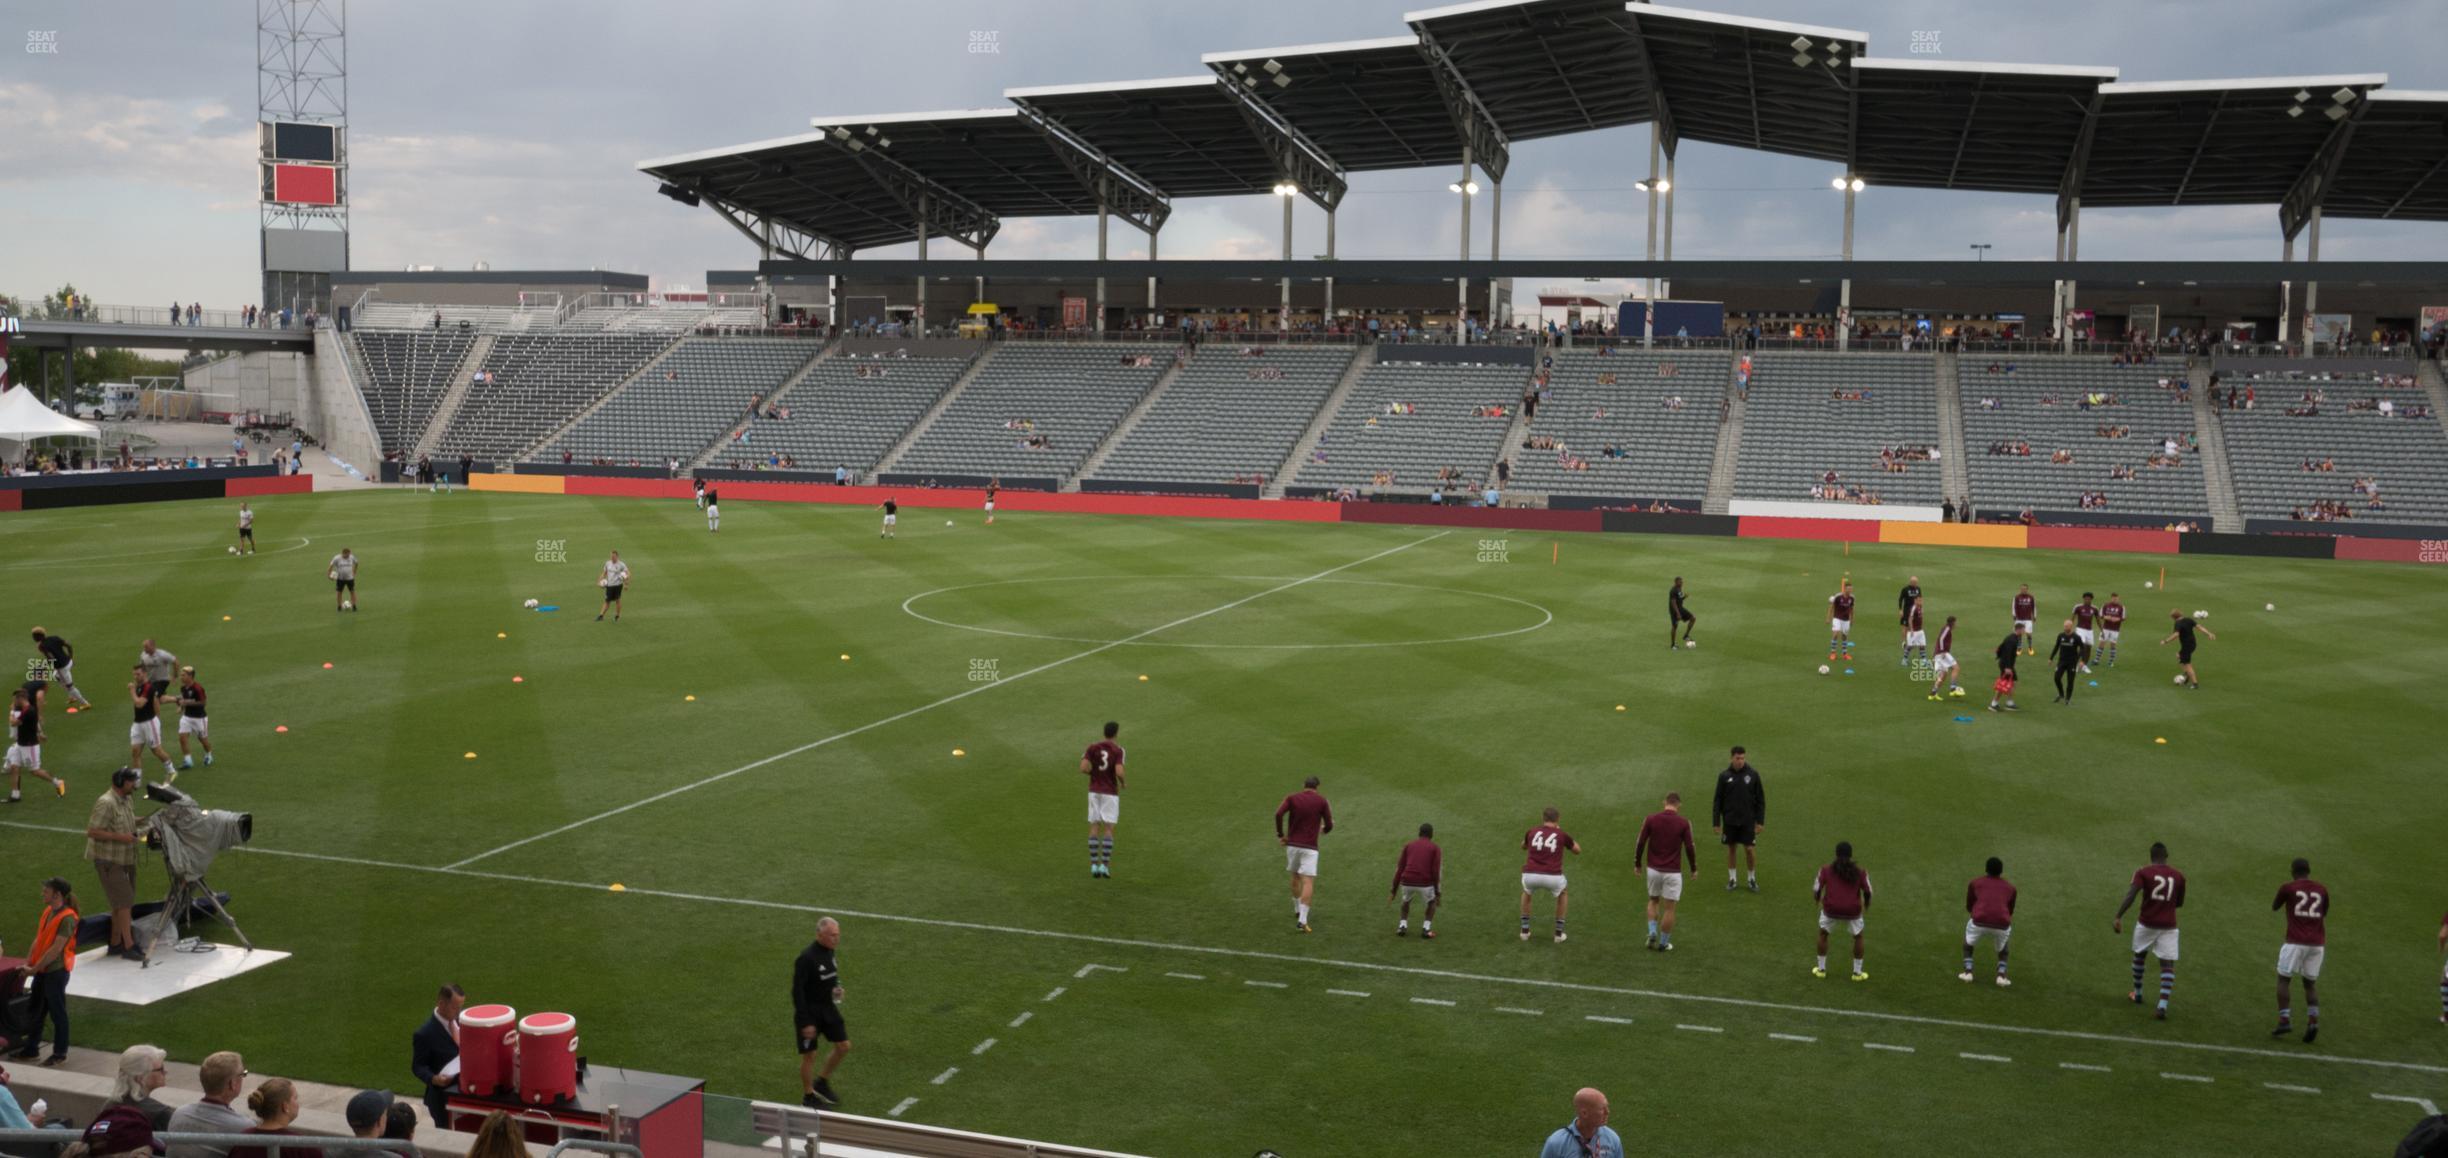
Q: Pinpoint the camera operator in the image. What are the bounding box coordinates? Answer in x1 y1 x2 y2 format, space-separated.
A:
84 768 151 960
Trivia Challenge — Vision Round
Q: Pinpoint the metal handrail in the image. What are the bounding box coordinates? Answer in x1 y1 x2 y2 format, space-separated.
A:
0 1129 416 1156
538 1140 643 1158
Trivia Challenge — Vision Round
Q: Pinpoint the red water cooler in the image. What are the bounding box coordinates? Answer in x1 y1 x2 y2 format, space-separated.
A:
517 1012 580 1105
456 1005 518 1097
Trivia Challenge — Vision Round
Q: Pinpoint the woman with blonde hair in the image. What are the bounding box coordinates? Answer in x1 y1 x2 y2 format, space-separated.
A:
106 1044 173 1129
228 1077 323 1158
467 1110 533 1158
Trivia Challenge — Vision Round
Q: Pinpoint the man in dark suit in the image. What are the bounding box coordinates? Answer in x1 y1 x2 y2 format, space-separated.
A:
411 983 465 1127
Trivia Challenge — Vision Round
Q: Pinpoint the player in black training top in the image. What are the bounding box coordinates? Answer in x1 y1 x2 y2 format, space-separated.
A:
2048 619 2083 704
1668 577 1696 650
704 486 721 533
1897 576 1922 643
2160 611 2215 689
879 498 898 540
1988 628 2022 712
29 629 92 710
794 918 851 1108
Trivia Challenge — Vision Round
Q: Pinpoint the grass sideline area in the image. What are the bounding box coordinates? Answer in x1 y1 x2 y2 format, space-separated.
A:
5 488 2445 1156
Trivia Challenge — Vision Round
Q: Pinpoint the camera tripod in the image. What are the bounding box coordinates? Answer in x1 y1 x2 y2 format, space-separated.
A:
140 874 255 970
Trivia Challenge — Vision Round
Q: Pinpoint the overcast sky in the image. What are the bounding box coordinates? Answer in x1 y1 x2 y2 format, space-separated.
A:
2 0 2439 309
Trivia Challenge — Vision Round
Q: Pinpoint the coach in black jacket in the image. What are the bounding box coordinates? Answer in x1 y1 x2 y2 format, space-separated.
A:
1711 747 1766 892
411 984 466 1127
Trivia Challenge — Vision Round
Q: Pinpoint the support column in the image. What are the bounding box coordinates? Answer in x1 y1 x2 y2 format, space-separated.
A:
974 236 986 316
1457 141 1473 345
1644 124 1660 348
1486 181 1502 331
1838 181 1856 352
2304 209 2323 346
915 195 929 338
1280 190 1294 332
2062 198 2080 354
1096 188 1109 334
1146 225 1159 317
1660 152 1675 302
1324 208 1336 327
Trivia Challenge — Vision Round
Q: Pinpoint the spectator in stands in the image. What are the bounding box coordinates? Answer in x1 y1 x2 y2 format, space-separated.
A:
166 1052 254 1158
467 1111 532 1158
344 1090 395 1141
1539 1088 1621 1158
106 1045 173 1129
228 1077 320 1158
382 1101 418 1143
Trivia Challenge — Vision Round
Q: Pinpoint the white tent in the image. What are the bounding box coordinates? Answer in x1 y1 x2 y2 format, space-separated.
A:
0 386 101 456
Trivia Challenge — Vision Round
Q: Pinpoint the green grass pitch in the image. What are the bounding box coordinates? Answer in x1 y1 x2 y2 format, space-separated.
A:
7 489 2446 1156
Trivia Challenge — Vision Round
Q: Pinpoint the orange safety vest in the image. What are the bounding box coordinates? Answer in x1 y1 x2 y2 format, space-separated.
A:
29 904 77 973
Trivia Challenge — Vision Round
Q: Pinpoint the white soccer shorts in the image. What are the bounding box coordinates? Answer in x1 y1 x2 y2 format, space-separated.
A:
2131 924 2180 961
2075 627 2095 646
1933 654 1959 677
984 501 995 512
2276 943 2325 980
4 744 38 771
2014 618 2035 634
1830 618 1851 635
1397 884 1438 905
129 719 162 748
1963 920 2012 950
1521 872 1568 897
882 514 897 526
1284 846 1319 877
1645 867 1684 901
1905 630 1927 648
178 716 210 739
2101 628 2121 643
1818 912 1866 936
1086 792 1119 825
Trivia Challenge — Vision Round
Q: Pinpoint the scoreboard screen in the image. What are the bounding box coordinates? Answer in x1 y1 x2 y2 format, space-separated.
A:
265 162 340 206
267 121 339 163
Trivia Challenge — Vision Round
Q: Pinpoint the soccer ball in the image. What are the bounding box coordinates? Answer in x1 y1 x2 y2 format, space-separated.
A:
1684 640 1697 649
2264 602 2275 611
523 599 540 609
2145 580 2154 588
342 600 354 611
2192 610 2208 620
2173 674 2186 685
227 545 239 555
1817 664 1831 675
946 519 955 527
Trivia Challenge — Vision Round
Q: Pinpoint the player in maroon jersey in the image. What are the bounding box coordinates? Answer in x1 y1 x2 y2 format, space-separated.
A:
1926 615 1964 701
1961 857 2017 987
1081 721 1125 878
1635 794 1697 950
2112 841 2186 1018
1812 840 1872 981
1520 807 1580 943
1827 580 1856 663
1274 776 1333 933
1390 822 1442 939
1901 597 1929 671
2071 593 2100 672
2098 593 2127 667
2272 858 2330 1042
2011 584 2038 655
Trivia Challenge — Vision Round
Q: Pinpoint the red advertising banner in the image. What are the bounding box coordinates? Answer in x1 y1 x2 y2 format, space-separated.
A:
1061 296 1088 329
268 162 339 206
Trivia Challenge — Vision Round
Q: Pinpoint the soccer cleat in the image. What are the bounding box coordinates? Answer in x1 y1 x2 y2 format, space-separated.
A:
2154 1006 2168 1020
181 756 193 769
1654 939 1668 951
1850 971 1870 982
1926 693 1943 702
1521 929 1533 942
1988 704 2001 712
1949 687 1966 698
2302 1027 2318 1044
1747 879 1759 893
1297 922 1312 934
1811 966 1828 979
2127 990 2142 1004
801 1092 823 1110
2270 1023 2292 1038
812 1079 839 1107
1995 975 2012 988
1396 924 1409 937
203 753 213 766
1958 970 1975 983
1643 933 1659 950
1555 932 1569 944
54 779 66 798
1726 879 1738 891
1422 929 1436 940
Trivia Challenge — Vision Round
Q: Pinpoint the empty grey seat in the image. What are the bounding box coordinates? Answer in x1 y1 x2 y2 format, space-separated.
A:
1733 353 1943 506
1092 346 1357 485
1291 360 1527 492
1960 357 2206 517
1510 348 1726 503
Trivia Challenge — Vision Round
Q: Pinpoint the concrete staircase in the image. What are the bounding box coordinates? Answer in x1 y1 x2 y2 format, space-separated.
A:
869 345 999 482
1701 356 1748 515
1067 353 1192 492
1265 345 1375 499
411 333 496 459
686 340 838 471
2419 353 2448 418
1931 350 1970 507
2187 360 2243 532
513 333 690 461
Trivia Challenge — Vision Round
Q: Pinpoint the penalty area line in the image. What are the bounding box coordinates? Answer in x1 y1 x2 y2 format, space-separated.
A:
440 530 1450 870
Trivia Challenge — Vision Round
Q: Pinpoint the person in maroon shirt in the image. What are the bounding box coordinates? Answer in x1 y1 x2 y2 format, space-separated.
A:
2071 593 2099 671
2112 841 2186 1017
1081 721 1125 878
1961 857 2017 987
1519 807 1580 943
1634 794 1696 951
2271 857 2330 1042
2012 584 2038 655
2099 593 2127 667
1274 776 1332 933
1826 581 1856 663
1812 840 1872 981
1389 822 1442 939
1926 615 1963 701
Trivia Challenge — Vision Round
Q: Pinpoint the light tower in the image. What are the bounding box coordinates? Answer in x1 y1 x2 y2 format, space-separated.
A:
258 0 349 318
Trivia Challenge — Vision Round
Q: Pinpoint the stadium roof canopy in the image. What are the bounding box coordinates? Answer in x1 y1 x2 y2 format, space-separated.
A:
638 0 2448 257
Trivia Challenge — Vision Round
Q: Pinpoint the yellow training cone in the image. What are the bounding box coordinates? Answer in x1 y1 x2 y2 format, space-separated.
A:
1138 674 1149 682
222 615 232 622
2154 737 2167 745
840 654 850 661
609 883 626 893
952 748 966 757
1616 704 1627 712
464 752 477 759
497 632 508 639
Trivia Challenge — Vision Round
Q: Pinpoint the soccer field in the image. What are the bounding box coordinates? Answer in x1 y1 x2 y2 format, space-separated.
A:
8 489 2446 1156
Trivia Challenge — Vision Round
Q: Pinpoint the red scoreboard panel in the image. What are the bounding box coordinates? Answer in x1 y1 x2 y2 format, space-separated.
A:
266 162 339 206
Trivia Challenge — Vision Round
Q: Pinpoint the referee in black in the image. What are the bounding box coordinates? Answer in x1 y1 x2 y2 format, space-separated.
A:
1667 577 1696 650
1711 745 1765 892
794 917 851 1109
2048 618 2083 704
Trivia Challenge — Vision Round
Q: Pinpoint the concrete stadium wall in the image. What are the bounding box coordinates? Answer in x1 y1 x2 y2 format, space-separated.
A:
308 328 383 477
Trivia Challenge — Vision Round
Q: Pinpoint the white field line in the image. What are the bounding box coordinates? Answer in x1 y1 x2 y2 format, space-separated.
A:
1961 1052 2013 1063
1007 1011 1032 1028
971 1039 997 1056
2263 1082 2320 1094
888 1098 918 1118
1326 989 1371 998
2160 1072 2213 1083
929 1067 958 1086
1864 1043 1915 1053
1768 1033 1817 1043
2059 1062 2113 1073
15 819 2438 1081
1676 1024 1724 1034
1073 963 1126 979
1244 980 1288 989
1494 1007 1544 1017
2374 1094 2441 1115
442 531 1449 869
1164 972 1207 981
1411 997 1456 1007
1585 1015 1635 1025
1042 987 1066 1002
